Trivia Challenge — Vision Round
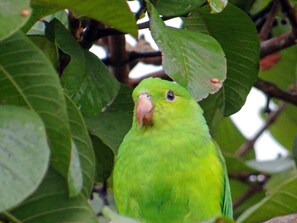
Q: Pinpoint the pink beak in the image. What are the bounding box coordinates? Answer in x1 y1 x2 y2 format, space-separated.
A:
136 94 153 127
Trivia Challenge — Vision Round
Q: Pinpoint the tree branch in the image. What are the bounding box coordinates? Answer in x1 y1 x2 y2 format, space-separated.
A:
128 70 171 87
235 102 286 157
260 31 297 58
254 78 297 105
80 19 102 49
108 35 130 82
259 0 280 41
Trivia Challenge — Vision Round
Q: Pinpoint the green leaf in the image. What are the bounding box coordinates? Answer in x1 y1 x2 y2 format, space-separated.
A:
224 153 254 174
265 168 297 194
0 105 50 212
0 32 72 190
67 140 83 197
8 169 98 223
91 135 114 182
28 35 58 67
22 5 57 33
184 4 260 115
246 157 296 174
207 0 228 13
212 117 255 159
65 95 95 197
86 84 133 154
237 176 297 223
228 0 255 11
46 19 120 116
293 136 297 168
154 0 205 16
231 179 265 218
267 104 297 150
0 0 31 41
149 4 227 100
32 0 138 36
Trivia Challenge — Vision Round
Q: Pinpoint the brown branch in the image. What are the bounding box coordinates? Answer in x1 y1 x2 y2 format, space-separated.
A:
68 11 82 42
260 31 297 58
259 0 280 41
254 78 297 105
135 0 146 21
228 172 255 182
235 102 286 157
127 70 171 87
129 51 162 66
108 35 129 82
137 16 177 30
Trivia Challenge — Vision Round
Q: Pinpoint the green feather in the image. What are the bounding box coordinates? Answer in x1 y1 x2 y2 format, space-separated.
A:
113 78 233 222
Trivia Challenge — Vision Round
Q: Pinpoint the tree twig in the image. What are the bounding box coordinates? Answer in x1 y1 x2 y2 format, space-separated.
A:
128 70 171 87
80 19 102 49
254 78 297 105
260 31 297 58
108 34 130 82
235 102 287 157
259 0 280 41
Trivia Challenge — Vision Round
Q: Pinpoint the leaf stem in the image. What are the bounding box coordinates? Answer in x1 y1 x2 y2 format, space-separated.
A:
2 211 21 223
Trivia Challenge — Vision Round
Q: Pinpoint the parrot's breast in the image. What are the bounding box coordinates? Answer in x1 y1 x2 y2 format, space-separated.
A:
113 130 224 223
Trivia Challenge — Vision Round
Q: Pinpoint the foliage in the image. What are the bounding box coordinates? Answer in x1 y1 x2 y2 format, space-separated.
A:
0 0 296 222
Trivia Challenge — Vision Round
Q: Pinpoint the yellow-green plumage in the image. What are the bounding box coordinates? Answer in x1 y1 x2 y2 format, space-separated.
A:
113 78 233 222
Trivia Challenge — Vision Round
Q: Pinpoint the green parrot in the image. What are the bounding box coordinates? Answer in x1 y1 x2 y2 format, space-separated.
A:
113 77 233 223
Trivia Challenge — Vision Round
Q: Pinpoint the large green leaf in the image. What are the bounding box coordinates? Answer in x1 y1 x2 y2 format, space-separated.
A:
268 104 297 150
184 4 259 115
86 84 133 154
149 4 227 100
29 35 58 67
32 0 137 36
246 157 296 174
46 19 120 116
65 95 95 197
237 176 297 223
153 0 205 16
67 140 83 197
8 169 98 223
0 32 72 189
91 135 114 182
22 5 57 33
0 0 31 41
212 117 255 159
208 0 228 13
0 105 50 213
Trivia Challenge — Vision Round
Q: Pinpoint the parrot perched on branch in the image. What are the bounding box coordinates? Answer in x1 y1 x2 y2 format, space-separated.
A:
113 78 233 223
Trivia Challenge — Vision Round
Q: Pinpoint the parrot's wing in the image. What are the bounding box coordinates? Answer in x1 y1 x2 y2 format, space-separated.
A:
213 140 233 219
222 164 233 218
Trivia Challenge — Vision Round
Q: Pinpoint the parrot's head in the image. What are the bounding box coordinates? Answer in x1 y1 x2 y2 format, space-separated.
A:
132 77 203 129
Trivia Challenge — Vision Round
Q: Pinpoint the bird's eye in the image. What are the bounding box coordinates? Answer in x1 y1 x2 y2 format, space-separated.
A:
166 90 175 101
